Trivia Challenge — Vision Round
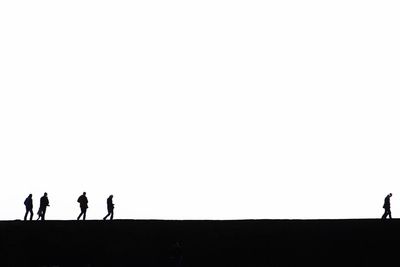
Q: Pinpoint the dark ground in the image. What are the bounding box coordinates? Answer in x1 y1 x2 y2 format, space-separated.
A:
0 219 398 266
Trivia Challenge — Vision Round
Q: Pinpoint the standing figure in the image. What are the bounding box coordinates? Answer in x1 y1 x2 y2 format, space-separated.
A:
77 192 89 220
37 193 50 221
382 193 393 219
24 194 33 221
103 195 114 220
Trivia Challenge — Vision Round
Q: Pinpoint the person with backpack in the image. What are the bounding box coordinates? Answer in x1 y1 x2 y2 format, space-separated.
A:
24 194 33 221
77 192 89 220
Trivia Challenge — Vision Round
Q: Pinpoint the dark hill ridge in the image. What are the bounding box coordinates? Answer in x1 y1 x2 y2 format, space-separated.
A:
0 219 397 266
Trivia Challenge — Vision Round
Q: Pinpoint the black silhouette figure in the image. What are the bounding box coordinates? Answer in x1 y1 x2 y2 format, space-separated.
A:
382 193 393 219
77 192 88 220
103 195 114 220
37 193 49 221
24 194 33 221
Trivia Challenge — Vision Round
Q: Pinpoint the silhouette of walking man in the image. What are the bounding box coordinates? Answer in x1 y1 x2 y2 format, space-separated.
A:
382 193 393 219
77 192 88 220
37 193 49 221
103 195 114 220
24 194 33 221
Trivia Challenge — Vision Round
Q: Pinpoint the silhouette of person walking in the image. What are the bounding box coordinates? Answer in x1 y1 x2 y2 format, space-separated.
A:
103 195 114 220
77 192 88 220
24 194 33 221
382 193 393 219
37 193 49 221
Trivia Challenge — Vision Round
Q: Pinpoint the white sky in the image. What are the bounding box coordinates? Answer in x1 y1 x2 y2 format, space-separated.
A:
1 1 400 220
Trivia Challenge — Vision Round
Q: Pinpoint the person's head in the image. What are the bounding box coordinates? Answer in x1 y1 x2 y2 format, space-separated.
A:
44 192 47 197
110 195 113 199
29 194 32 198
83 192 86 196
389 193 393 197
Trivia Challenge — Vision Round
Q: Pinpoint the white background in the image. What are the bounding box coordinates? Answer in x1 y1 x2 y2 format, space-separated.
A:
1 1 399 220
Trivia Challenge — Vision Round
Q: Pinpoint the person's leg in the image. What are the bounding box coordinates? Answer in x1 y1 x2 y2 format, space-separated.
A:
24 209 28 221
29 209 33 220
389 209 392 219
103 212 110 220
110 210 113 220
83 209 86 220
382 210 388 219
78 207 84 220
42 208 46 220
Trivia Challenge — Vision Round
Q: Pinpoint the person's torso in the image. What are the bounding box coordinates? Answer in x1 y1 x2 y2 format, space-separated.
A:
384 196 391 207
79 196 88 207
25 198 33 208
107 199 113 208
40 197 48 207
